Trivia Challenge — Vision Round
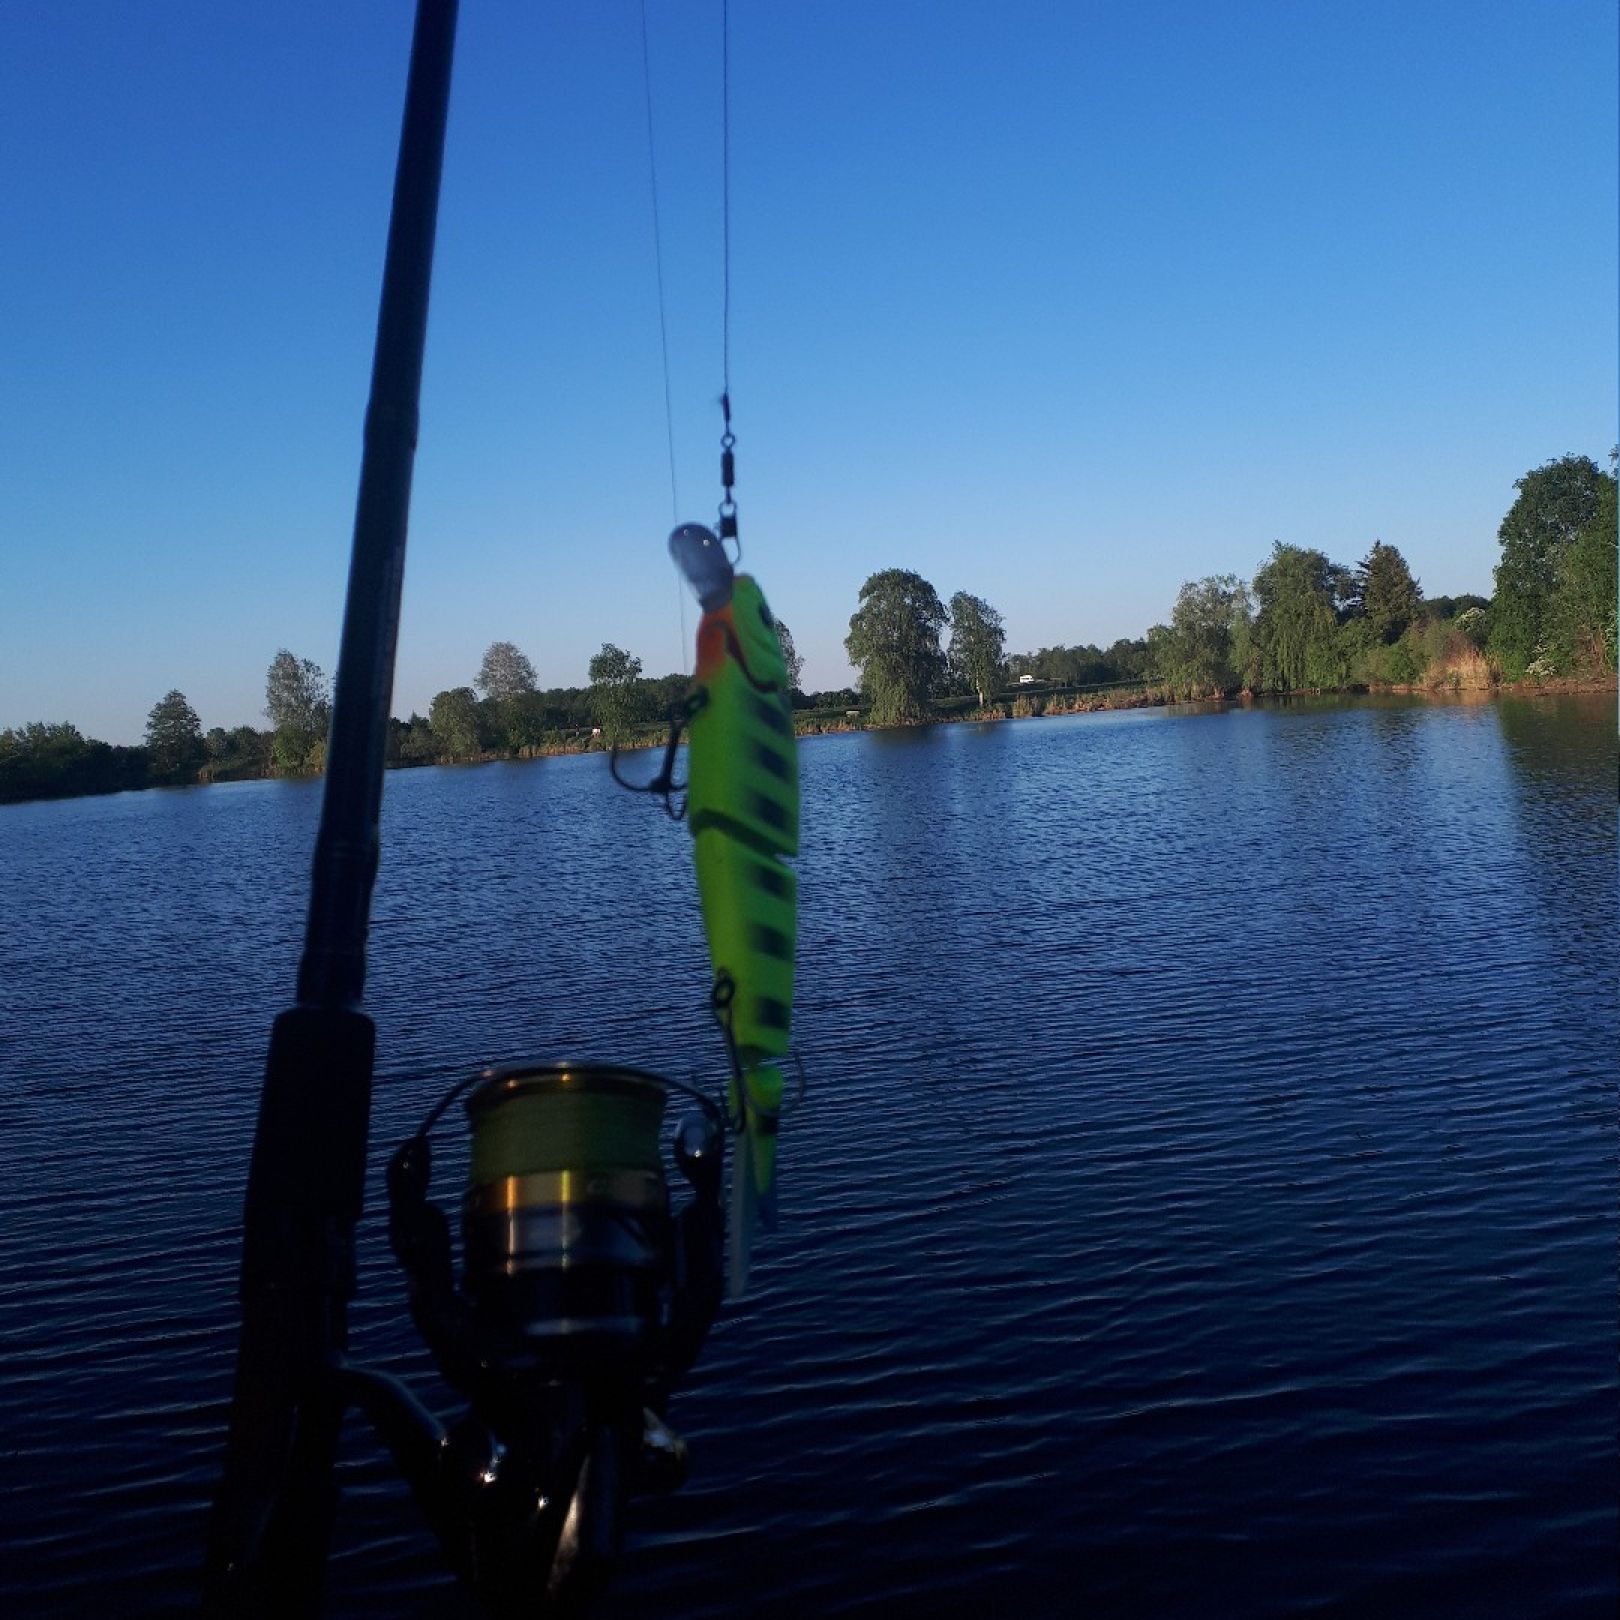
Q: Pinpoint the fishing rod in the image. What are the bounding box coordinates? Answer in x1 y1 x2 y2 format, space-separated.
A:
205 4 737 1615
205 0 461 1608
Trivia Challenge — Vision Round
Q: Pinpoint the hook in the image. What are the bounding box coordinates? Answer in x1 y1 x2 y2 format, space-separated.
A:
609 689 710 821
609 741 685 822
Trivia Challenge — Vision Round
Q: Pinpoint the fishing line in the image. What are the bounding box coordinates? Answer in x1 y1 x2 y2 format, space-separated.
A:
645 0 742 661
721 0 732 406
638 0 680 526
639 0 692 669
715 0 741 562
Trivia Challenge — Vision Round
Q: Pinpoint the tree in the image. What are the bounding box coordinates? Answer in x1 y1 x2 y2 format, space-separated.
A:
643 671 693 719
947 592 1006 706
428 686 483 759
391 713 439 765
476 640 538 701
1355 541 1422 643
1544 469 1618 671
474 642 541 753
145 689 204 779
1163 576 1250 696
587 643 644 743
1105 638 1152 682
1489 454 1612 677
1250 544 1347 692
1423 592 1489 621
844 569 948 726
773 620 805 694
264 650 330 772
0 721 150 803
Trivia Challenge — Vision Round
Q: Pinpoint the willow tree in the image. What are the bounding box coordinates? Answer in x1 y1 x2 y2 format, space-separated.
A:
1250 544 1346 691
845 569 948 725
947 591 1006 706
1164 575 1252 695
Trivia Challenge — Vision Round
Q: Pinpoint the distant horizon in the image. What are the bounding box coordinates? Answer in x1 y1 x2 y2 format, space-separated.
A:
3 2 1614 745
3 526 1534 748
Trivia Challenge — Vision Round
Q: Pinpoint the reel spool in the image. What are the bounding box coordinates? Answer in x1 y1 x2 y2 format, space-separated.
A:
389 1060 725 1397
463 1064 673 1374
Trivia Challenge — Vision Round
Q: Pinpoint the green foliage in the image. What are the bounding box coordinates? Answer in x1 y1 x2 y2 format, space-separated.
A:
391 713 439 765
494 689 549 753
804 687 860 711
1345 621 1424 686
1423 592 1489 621
772 620 804 693
641 671 692 721
1375 636 1423 685
1355 541 1422 643
1543 473 1618 672
1250 543 1345 691
1162 575 1251 696
264 650 330 773
947 591 1006 705
0 722 148 804
428 686 483 759
1142 623 1172 681
271 729 321 773
844 569 948 725
1105 638 1152 681
144 689 205 780
587 643 644 743
1007 643 1120 685
203 725 273 780
1488 454 1612 678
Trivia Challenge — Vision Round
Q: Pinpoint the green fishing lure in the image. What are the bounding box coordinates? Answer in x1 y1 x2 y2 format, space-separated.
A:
670 524 798 1292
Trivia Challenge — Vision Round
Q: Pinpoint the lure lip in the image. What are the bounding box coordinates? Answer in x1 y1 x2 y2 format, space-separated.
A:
669 522 735 613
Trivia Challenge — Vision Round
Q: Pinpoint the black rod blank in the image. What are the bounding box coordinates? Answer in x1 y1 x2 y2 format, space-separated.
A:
299 0 460 1013
204 2 459 1610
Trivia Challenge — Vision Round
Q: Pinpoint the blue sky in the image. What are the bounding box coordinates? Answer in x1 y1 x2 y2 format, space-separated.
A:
1 1 1614 744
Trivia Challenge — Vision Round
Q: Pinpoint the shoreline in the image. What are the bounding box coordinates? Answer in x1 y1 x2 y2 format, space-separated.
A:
4 677 1613 807
783 672 1617 741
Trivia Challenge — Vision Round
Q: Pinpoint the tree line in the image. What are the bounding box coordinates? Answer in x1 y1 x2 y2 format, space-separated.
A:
4 451 1612 802
1148 451 1615 696
839 452 1617 718
402 620 810 762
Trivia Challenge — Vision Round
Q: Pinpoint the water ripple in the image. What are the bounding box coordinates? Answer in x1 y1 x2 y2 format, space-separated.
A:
0 696 1614 1617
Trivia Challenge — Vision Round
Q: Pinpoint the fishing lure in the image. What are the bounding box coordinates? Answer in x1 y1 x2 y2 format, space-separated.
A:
669 522 799 1294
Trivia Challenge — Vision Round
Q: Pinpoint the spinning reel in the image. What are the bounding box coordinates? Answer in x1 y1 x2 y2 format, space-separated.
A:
336 1062 726 1616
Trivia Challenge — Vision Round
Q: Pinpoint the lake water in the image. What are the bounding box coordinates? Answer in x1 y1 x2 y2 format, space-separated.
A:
1 695 1614 1618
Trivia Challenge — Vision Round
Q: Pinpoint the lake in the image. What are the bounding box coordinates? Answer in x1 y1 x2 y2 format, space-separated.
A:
1 694 1614 1618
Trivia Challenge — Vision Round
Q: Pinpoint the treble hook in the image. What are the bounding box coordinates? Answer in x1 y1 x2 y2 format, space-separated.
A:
608 691 706 821
609 727 686 821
